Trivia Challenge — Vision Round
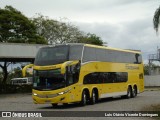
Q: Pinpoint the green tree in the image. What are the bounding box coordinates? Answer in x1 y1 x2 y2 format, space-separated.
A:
8 67 22 82
32 14 105 45
0 62 11 84
0 6 47 84
144 64 149 75
153 6 160 33
79 33 104 46
32 14 83 44
0 6 47 44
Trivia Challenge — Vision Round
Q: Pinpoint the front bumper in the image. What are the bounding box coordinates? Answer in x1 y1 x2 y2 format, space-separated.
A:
32 94 68 104
32 89 70 104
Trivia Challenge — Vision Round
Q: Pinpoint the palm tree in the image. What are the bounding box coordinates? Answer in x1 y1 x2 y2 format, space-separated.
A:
153 6 160 33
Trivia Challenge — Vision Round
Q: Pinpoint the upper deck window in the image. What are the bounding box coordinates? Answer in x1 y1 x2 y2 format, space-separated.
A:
34 46 69 66
34 45 84 66
69 45 83 61
82 46 142 64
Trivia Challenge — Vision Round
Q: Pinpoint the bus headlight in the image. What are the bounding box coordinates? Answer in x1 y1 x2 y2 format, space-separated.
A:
58 89 71 95
33 93 38 96
58 92 65 95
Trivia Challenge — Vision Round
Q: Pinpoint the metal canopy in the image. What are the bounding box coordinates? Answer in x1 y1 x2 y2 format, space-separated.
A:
0 43 46 62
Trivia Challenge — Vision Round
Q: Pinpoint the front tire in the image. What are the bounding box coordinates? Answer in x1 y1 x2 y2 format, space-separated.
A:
63 103 68 106
80 90 87 106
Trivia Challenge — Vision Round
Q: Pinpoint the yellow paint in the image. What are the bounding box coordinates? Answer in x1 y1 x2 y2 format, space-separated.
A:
61 60 79 74
22 64 33 77
24 44 144 105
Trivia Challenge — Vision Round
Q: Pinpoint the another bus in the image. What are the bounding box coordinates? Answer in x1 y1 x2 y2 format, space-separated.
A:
11 77 33 85
22 44 144 107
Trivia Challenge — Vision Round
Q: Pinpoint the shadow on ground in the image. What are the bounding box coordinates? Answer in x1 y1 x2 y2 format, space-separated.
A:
38 96 140 110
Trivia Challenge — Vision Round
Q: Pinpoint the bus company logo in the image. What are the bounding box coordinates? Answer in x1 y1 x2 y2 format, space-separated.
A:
125 65 139 70
2 112 11 117
1 112 42 118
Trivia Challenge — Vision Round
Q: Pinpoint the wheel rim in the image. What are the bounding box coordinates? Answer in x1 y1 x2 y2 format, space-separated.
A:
133 89 135 96
133 87 137 96
128 88 131 98
83 92 87 105
92 91 96 103
52 103 57 107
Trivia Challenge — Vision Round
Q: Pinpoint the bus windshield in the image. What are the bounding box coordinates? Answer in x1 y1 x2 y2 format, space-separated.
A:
34 46 69 66
33 69 66 90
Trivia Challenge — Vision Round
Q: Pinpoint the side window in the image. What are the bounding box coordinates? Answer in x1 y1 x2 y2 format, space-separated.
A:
67 65 79 85
84 72 128 84
83 72 99 84
108 72 117 83
69 45 83 60
96 48 106 61
92 73 99 84
84 73 92 84
115 72 128 82
105 50 124 63
105 50 114 62
138 54 142 63
105 49 142 64
68 74 74 85
98 73 105 83
125 53 136 63
103 73 112 83
83 47 96 63
28 78 33 82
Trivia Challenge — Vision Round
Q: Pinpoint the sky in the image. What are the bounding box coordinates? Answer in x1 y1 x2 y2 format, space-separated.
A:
0 0 160 64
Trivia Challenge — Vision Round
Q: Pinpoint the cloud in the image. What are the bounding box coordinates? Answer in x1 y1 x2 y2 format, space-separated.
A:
0 0 160 63
0 0 157 23
74 17 160 63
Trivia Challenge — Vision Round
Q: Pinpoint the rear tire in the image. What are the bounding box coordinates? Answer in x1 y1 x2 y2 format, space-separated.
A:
132 86 137 98
90 90 96 105
52 103 58 107
125 87 132 99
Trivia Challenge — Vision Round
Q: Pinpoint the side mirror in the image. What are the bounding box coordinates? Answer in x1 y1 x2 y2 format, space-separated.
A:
22 64 34 77
61 61 79 74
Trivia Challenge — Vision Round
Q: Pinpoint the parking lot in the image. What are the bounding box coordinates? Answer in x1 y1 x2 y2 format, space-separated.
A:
0 89 160 120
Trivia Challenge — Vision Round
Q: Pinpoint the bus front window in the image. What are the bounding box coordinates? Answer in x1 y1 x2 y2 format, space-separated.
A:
33 69 66 90
34 46 69 66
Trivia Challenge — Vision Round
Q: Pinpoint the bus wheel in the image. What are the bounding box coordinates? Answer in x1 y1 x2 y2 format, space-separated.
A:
90 90 96 105
126 87 132 99
132 86 137 98
80 90 87 106
63 103 68 106
52 103 58 107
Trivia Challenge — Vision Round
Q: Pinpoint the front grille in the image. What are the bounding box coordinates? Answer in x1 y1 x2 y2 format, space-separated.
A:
37 94 58 98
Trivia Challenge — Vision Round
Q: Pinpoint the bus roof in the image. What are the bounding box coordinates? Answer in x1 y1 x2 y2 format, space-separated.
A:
84 44 141 54
40 43 141 54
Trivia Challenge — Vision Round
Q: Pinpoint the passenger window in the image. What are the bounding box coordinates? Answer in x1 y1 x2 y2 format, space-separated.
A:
83 47 96 62
83 72 128 84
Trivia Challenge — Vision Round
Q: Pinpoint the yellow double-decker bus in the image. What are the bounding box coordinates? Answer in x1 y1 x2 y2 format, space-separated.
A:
23 43 144 107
